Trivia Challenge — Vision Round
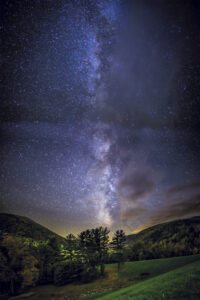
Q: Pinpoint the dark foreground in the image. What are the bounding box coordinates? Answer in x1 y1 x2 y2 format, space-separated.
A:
9 254 200 300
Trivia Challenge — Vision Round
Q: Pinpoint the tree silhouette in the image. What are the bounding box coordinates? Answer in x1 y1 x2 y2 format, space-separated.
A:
112 229 126 271
78 227 110 276
91 227 110 276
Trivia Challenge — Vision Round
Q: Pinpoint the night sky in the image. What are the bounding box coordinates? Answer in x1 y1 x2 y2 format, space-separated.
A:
1 0 200 236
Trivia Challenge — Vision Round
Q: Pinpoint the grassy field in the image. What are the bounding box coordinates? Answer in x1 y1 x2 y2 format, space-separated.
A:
13 254 200 300
84 260 200 300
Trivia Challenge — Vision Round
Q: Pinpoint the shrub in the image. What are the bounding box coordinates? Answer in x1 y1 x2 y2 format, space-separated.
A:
80 267 99 283
53 261 84 286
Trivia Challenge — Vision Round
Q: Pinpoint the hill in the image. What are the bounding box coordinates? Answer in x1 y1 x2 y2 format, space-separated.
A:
124 216 200 260
0 213 65 243
126 216 200 244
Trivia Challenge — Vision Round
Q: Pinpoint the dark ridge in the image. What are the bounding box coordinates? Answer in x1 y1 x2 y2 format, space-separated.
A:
126 216 200 245
0 213 65 243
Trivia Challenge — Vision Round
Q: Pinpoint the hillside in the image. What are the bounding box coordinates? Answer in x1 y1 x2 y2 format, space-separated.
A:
126 216 200 245
0 213 65 243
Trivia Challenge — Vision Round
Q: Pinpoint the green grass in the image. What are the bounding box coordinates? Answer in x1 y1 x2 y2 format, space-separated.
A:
80 255 200 300
107 254 200 280
16 255 200 299
91 260 200 299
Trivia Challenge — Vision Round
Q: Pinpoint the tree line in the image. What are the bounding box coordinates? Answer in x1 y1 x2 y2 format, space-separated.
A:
0 227 126 296
1 222 200 297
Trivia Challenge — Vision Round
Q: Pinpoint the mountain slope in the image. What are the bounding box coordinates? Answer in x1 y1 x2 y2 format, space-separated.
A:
126 216 200 245
0 213 65 243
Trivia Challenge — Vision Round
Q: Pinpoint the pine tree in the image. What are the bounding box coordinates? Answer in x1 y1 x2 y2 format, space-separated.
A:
78 227 110 276
91 227 110 276
112 229 126 271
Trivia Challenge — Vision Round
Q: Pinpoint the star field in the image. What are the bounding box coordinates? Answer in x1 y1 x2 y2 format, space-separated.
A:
1 0 200 236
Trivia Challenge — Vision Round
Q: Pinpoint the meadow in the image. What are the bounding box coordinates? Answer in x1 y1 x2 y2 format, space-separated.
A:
13 254 200 300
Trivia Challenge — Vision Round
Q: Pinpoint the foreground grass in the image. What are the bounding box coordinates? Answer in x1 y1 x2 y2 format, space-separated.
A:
88 260 200 300
15 254 200 300
107 254 200 281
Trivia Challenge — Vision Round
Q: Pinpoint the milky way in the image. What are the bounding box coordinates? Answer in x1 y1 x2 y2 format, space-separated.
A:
1 0 200 236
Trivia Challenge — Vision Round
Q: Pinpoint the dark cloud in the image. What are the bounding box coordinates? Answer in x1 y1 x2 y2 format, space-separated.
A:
166 181 200 196
121 207 146 219
118 167 155 203
119 178 200 229
118 166 158 221
150 194 200 226
147 181 200 226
